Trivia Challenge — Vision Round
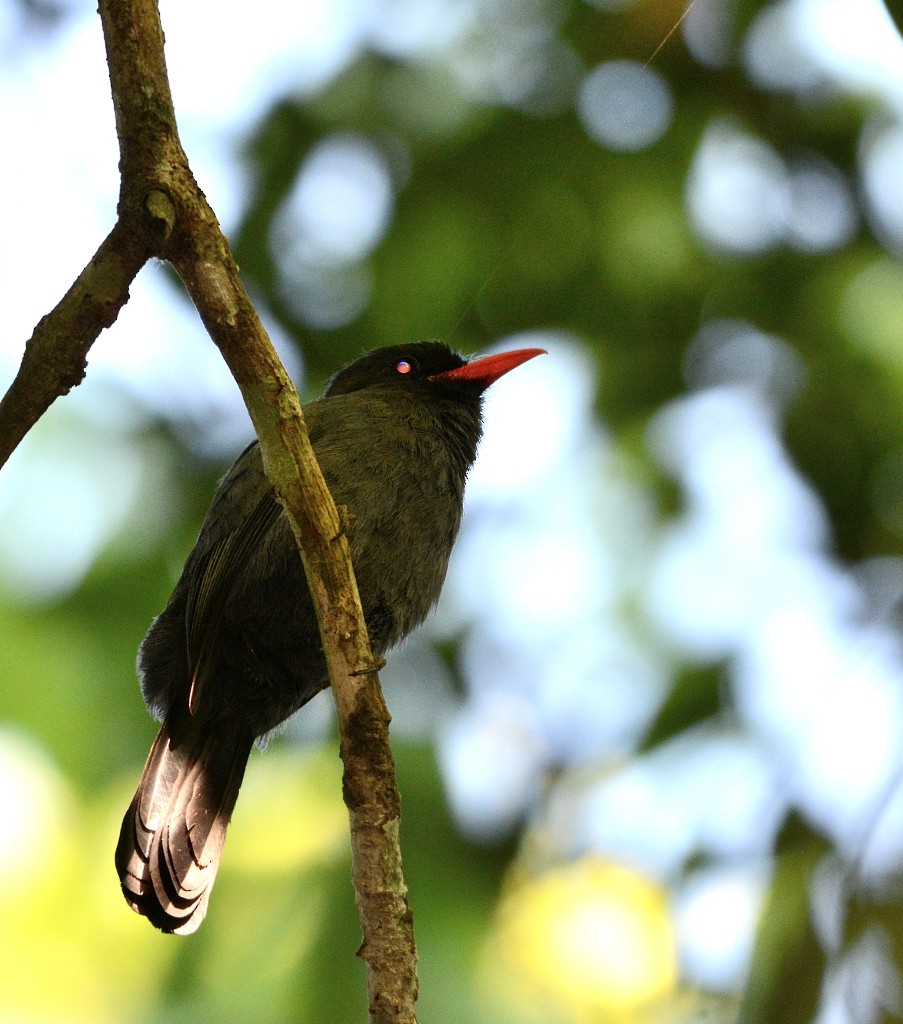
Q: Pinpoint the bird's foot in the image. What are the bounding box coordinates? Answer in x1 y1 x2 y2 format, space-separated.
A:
350 656 387 677
333 504 356 540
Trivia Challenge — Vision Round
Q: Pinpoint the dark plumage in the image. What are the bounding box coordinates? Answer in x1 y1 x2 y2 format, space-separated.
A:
115 341 544 934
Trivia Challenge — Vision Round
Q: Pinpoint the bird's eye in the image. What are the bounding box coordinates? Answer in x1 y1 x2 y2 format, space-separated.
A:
395 360 413 375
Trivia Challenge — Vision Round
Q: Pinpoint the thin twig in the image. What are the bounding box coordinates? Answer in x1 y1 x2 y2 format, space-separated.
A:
0 218 150 468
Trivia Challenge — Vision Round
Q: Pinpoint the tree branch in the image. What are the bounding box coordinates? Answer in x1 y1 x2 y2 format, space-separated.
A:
0 0 418 1018
0 218 151 468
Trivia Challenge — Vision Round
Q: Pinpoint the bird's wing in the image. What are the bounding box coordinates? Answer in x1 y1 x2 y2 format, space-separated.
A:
183 442 284 713
181 402 333 714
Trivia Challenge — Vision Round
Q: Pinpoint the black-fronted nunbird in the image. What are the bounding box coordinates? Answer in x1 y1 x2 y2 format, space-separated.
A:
115 341 544 934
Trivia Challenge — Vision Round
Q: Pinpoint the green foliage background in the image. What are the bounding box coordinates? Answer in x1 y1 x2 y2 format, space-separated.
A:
4 0 903 1021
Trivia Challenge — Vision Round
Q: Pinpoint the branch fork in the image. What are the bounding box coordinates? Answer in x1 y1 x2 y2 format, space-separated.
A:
0 2 418 1020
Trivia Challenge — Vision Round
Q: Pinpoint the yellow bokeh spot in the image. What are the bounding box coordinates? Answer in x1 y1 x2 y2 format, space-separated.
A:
487 857 678 1022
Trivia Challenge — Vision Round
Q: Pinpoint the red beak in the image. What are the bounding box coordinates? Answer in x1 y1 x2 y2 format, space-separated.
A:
429 348 546 390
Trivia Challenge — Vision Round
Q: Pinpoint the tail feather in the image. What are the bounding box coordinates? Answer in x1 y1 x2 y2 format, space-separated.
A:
115 719 253 935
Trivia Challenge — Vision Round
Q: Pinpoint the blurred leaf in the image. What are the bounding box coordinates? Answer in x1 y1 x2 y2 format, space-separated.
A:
641 665 723 751
736 814 830 1024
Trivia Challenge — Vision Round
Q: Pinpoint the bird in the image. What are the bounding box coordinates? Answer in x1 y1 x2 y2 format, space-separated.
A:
115 340 544 935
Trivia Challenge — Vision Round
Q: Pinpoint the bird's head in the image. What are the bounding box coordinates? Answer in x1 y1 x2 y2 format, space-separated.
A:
325 341 545 399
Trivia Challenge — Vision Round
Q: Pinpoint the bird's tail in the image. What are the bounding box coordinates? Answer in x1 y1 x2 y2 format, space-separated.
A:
115 716 254 935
